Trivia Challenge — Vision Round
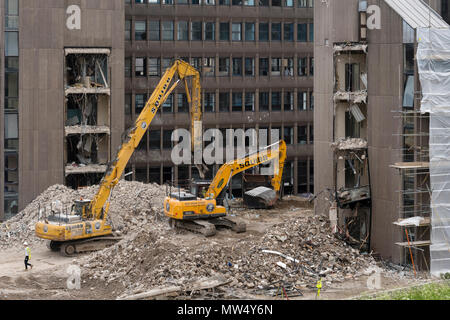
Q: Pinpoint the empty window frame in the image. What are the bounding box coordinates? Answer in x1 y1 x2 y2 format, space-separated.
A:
345 63 360 92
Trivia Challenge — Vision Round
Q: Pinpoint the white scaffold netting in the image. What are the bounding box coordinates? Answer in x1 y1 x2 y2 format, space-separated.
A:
417 27 450 277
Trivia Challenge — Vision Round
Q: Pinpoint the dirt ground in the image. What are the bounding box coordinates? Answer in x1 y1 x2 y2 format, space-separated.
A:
0 197 427 300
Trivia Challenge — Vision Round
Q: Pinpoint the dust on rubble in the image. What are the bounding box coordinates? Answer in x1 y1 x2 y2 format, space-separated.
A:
0 182 426 300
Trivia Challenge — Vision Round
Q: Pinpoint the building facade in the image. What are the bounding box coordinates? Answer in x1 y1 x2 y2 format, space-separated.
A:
314 0 448 269
0 0 125 221
124 0 315 197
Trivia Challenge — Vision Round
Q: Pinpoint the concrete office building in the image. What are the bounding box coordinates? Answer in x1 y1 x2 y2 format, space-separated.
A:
0 0 125 221
124 0 315 197
314 0 450 270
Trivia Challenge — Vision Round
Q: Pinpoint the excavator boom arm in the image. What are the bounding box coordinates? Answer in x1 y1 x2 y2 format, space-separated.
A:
89 60 201 220
205 140 287 199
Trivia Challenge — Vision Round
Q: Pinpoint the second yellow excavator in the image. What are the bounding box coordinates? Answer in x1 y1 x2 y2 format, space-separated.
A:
164 140 287 236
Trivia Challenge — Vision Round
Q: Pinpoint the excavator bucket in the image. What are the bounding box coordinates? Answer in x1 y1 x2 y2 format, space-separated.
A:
244 186 277 209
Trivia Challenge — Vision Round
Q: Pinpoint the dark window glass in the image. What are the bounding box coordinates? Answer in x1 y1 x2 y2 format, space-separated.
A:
259 23 269 41
271 23 281 41
220 23 230 41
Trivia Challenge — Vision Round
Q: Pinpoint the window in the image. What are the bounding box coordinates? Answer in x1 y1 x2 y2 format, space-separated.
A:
271 23 281 41
177 93 189 113
162 58 173 71
219 92 230 112
149 21 160 40
284 23 294 41
220 22 230 40
298 160 307 193
135 58 147 77
125 20 131 40
245 58 255 76
5 31 18 56
219 57 230 76
205 0 215 4
125 94 132 115
232 23 242 41
284 127 294 145
219 0 230 4
259 92 269 111
148 0 160 3
283 58 294 76
244 0 254 5
5 113 18 141
232 92 243 112
298 0 313 7
310 57 314 76
192 0 200 4
298 125 307 144
177 21 188 40
403 75 414 108
148 58 160 76
233 58 242 76
162 21 174 40
163 0 173 3
178 0 188 3
232 0 242 4
271 92 281 111
284 92 294 111
259 23 269 41
310 92 314 110
163 130 173 149
204 57 215 76
285 0 293 6
298 91 307 110
309 125 314 143
298 57 307 76
5 0 19 30
191 21 202 41
272 0 281 6
345 63 360 91
149 130 161 150
245 92 255 111
135 21 147 40
309 23 314 41
125 57 132 77
162 94 173 113
259 58 269 76
191 57 202 70
271 58 281 76
135 94 146 113
204 93 215 112
297 23 307 42
245 23 255 41
205 22 215 41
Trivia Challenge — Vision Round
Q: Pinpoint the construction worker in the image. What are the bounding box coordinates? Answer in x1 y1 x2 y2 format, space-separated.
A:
316 277 323 299
24 242 33 271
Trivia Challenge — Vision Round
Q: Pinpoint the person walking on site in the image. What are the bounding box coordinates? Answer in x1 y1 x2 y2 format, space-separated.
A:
24 242 33 271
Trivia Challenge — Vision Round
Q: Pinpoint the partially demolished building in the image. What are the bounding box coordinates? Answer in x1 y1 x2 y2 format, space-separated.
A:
0 1 125 220
315 0 450 275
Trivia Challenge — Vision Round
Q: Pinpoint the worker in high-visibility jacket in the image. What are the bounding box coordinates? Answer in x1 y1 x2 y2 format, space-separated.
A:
24 242 33 271
316 278 322 299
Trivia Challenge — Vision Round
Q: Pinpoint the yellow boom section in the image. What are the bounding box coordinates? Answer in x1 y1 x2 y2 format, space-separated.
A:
89 60 201 220
205 140 287 199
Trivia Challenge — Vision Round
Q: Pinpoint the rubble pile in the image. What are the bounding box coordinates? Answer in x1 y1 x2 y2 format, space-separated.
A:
0 181 168 249
81 215 382 297
331 138 368 151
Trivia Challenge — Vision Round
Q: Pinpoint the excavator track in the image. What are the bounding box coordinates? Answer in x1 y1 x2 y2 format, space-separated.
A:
209 217 246 233
55 236 122 257
169 218 217 237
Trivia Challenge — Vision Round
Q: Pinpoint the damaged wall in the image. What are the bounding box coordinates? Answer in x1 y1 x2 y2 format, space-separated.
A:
18 0 124 211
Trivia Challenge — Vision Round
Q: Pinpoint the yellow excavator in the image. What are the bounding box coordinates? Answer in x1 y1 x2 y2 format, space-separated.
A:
35 60 203 255
164 140 287 236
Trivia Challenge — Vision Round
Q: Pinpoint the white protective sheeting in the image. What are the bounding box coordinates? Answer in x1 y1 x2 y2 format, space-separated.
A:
384 0 449 29
417 27 450 277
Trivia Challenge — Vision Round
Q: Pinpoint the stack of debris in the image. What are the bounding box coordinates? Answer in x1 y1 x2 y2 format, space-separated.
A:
80 214 385 298
0 181 168 250
331 138 368 151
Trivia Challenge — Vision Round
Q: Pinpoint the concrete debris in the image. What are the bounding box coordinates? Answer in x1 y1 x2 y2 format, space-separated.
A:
65 125 111 136
333 90 367 104
0 181 167 250
331 138 368 151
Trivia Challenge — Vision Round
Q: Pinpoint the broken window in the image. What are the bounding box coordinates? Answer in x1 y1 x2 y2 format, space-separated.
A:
345 111 361 138
66 134 109 166
66 54 109 88
149 167 161 184
135 167 147 183
163 167 173 183
345 63 360 92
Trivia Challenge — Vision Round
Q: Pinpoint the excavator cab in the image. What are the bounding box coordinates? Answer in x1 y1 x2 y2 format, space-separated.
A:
71 199 91 218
